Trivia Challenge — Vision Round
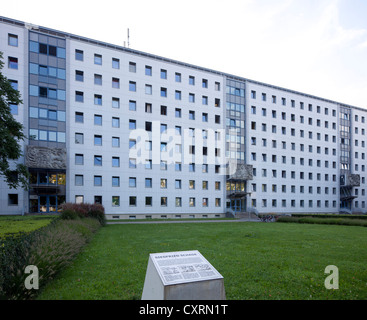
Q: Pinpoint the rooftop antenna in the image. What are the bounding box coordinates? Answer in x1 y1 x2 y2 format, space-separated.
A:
127 28 130 48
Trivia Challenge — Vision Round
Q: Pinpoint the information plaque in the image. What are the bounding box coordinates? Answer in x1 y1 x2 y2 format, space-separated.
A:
141 250 226 300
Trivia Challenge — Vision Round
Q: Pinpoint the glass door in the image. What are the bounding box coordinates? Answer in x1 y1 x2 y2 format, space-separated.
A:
31 195 58 213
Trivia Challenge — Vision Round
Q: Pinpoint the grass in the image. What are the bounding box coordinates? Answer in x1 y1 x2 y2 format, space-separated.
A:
37 222 367 300
0 215 56 238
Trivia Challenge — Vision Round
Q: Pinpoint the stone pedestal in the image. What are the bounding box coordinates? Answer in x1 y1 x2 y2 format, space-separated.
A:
141 250 226 300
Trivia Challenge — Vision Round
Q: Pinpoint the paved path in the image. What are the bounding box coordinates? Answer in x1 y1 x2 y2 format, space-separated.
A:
107 218 260 225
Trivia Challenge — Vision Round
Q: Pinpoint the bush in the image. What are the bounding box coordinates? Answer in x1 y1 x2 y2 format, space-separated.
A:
59 203 106 226
60 209 79 221
0 218 101 300
277 216 367 227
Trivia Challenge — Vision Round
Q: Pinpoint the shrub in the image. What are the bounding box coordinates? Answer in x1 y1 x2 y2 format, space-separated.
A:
0 218 101 300
60 209 79 221
277 216 367 227
59 203 106 226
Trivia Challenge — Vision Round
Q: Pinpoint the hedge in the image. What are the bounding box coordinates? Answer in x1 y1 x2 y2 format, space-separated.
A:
0 217 102 300
60 202 106 226
277 216 367 227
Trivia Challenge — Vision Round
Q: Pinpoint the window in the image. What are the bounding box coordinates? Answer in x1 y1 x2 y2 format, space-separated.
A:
94 54 102 65
94 114 102 125
215 82 220 91
75 133 84 144
129 196 137 206
75 91 84 102
129 139 136 149
176 197 182 207
8 57 18 69
161 105 167 116
112 157 120 167
189 93 195 103
145 103 152 113
189 76 195 85
145 65 152 76
161 69 167 79
202 113 208 122
75 49 83 61
160 124 167 134
112 176 120 187
75 154 84 165
175 73 181 82
8 194 18 205
75 195 84 204
9 103 18 115
161 197 167 207
161 87 167 97
202 198 208 207
161 179 167 189
112 78 120 88
112 117 120 128
175 108 181 118
161 142 167 152
202 79 208 88
175 180 182 189
129 119 136 130
189 197 196 207
75 70 84 82
129 177 136 188
112 196 120 207
145 140 152 151
94 176 102 186
128 100 136 111
94 74 102 85
189 110 195 120
112 58 120 69
145 178 152 188
175 126 181 136
94 135 102 146
75 175 83 186
113 97 120 109
129 62 136 72
175 90 182 100
145 122 152 132
145 84 152 95
129 158 136 168
75 112 84 123
8 34 18 47
94 94 102 105
129 81 136 92
112 137 120 147
189 163 195 172
145 197 152 206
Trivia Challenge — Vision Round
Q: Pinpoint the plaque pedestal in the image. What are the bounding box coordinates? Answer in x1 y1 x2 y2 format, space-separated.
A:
141 250 225 300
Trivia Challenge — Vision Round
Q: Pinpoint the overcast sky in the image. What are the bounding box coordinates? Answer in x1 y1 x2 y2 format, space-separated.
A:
2 0 367 108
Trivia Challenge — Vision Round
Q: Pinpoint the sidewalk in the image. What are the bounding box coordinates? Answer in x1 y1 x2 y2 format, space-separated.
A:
107 218 260 225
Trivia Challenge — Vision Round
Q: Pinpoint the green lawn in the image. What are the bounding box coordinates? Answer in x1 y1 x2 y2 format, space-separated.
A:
0 215 56 238
37 222 367 300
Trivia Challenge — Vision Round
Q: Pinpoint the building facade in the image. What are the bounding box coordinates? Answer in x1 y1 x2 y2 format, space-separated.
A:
1 16 366 218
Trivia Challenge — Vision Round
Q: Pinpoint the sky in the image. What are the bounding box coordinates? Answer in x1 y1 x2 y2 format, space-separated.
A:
2 0 367 109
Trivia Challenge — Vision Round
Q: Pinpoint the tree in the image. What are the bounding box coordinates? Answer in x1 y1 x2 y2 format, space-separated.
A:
0 52 29 190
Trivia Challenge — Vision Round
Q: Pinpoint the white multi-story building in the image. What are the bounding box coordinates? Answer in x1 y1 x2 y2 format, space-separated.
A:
1 16 366 218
